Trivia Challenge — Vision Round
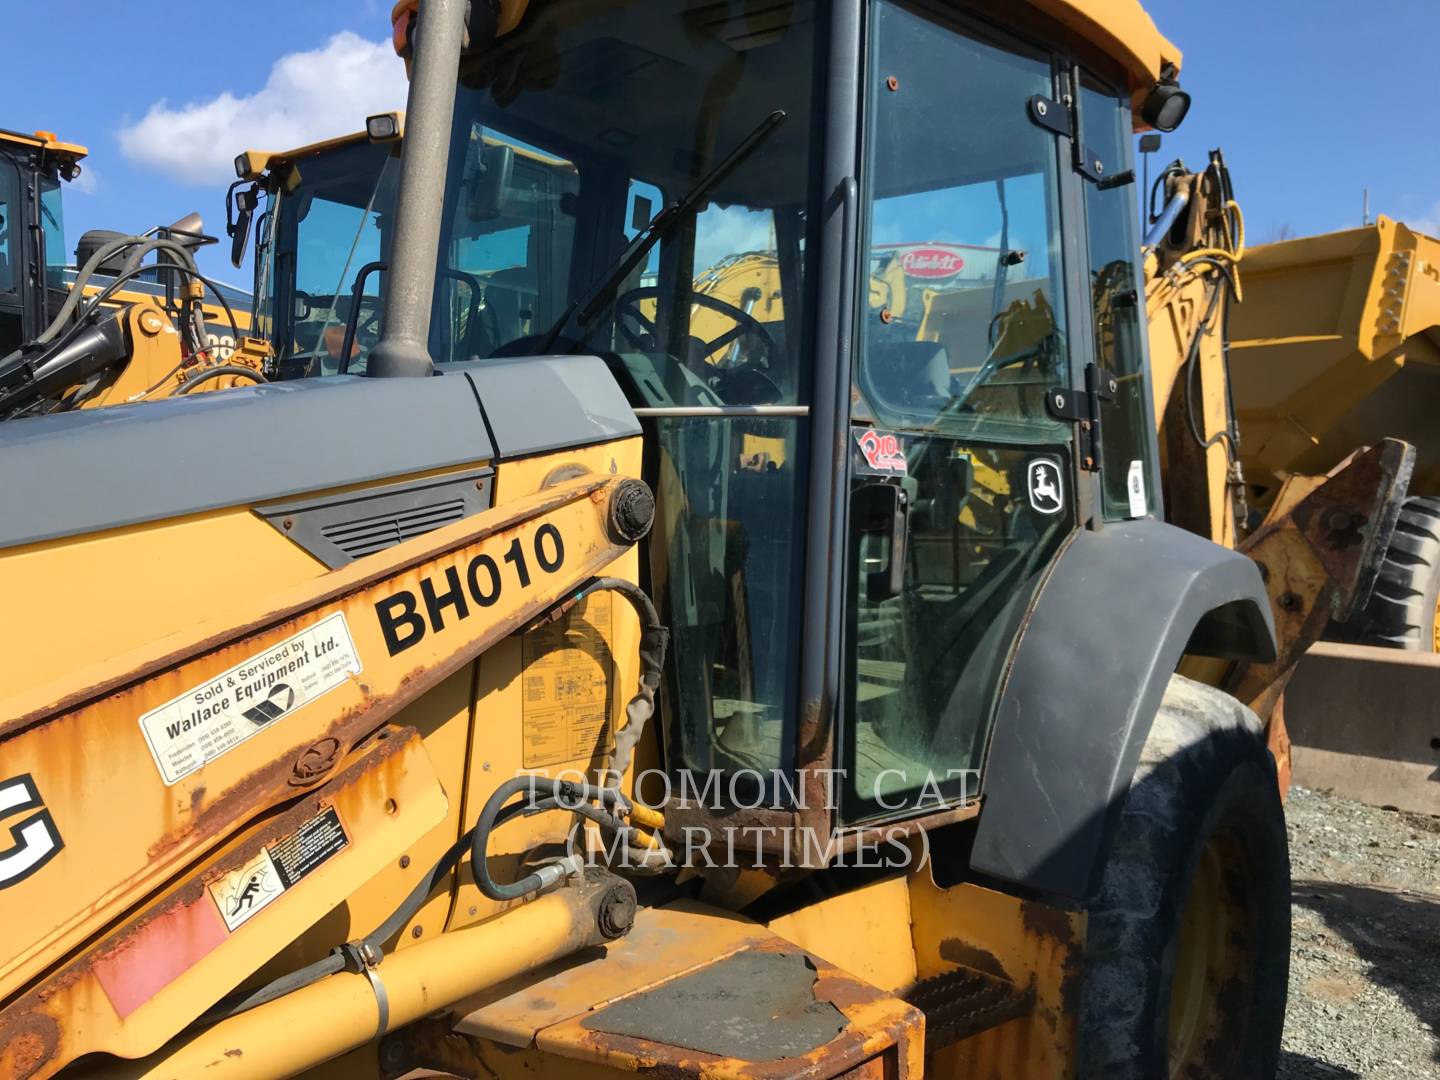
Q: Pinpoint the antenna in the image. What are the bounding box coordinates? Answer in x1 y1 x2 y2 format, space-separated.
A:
1363 188 1370 226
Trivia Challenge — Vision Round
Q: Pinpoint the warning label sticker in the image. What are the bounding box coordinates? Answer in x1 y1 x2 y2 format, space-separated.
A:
208 807 348 932
521 593 615 768
139 612 362 785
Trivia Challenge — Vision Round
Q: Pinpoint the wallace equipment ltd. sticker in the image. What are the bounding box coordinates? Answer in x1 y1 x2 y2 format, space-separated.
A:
138 612 362 785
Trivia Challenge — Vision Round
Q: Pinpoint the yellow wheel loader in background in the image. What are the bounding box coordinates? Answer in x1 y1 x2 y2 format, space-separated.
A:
0 2 1299 1078
0 126 264 419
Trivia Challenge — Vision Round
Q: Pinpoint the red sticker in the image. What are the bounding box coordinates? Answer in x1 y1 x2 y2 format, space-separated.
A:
856 429 908 475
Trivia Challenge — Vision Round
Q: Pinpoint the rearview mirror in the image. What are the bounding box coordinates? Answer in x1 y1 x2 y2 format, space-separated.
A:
466 142 516 222
227 184 259 268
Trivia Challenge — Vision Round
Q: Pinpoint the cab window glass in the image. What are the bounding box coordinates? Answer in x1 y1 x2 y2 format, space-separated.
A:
439 133 580 361
0 162 16 294
265 139 400 378
39 176 65 289
844 2 1075 822
856 8 1067 442
0 161 20 356
1082 80 1150 517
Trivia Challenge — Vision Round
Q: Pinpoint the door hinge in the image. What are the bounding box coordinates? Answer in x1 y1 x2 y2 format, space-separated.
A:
1046 363 1115 472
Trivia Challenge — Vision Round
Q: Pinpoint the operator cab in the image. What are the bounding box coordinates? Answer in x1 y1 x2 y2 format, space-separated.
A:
258 0 1161 825
0 128 82 358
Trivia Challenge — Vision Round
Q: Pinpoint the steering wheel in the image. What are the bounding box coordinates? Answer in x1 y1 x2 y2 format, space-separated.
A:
614 286 780 375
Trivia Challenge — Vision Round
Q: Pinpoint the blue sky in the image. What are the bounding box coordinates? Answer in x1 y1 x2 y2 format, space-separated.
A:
1146 0 1440 242
5 0 1438 290
5 2 403 290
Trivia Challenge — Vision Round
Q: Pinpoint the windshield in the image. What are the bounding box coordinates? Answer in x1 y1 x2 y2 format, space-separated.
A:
257 139 401 378
437 0 822 408
438 0 824 778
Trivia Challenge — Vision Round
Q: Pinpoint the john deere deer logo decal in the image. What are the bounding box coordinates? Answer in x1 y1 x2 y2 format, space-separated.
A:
0 775 63 888
1027 459 1064 515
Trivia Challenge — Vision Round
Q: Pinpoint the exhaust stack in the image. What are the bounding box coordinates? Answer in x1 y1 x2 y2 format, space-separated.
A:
368 0 468 378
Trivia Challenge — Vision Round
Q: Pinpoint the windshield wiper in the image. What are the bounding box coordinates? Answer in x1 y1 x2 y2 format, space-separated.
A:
535 109 787 355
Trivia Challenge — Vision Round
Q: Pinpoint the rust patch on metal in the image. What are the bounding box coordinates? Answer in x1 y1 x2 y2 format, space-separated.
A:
1228 439 1413 717
290 737 342 786
0 733 415 1078
1019 899 1078 948
0 1013 58 1080
937 938 1008 980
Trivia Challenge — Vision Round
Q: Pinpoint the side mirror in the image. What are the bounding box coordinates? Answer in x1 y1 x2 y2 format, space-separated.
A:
631 194 653 232
466 142 516 222
227 184 259 269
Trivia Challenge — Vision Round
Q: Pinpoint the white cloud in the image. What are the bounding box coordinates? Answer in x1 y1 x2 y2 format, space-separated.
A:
1410 201 1440 238
119 32 408 186
694 204 775 272
69 166 98 196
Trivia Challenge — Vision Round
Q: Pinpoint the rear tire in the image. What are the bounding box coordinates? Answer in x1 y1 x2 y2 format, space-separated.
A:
1077 675 1291 1080
1339 495 1440 651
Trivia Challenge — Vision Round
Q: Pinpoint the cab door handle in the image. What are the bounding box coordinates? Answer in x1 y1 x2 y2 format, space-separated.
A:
857 483 909 602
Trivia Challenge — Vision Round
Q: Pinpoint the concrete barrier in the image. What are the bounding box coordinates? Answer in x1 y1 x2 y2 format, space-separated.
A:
1283 641 1440 816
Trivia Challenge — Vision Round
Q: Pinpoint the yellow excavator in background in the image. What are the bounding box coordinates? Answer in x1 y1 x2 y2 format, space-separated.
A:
2 2 1305 1078
0 126 264 419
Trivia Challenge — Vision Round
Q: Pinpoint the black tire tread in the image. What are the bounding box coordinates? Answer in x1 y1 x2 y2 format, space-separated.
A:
1078 675 1290 1079
1344 496 1440 649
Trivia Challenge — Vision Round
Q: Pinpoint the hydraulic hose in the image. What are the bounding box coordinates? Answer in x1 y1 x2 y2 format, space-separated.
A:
582 577 667 789
1179 255 1242 457
176 365 267 394
470 776 628 901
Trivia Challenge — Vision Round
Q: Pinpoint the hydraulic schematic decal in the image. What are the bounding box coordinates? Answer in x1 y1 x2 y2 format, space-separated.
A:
138 613 362 785
207 807 349 931
521 593 615 768
0 774 63 888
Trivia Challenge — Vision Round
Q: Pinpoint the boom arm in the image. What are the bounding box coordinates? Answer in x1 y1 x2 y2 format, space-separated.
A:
0 472 654 1075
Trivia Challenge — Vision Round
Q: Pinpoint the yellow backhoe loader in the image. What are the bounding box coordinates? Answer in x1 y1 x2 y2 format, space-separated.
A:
0 126 264 419
1 3 1299 1078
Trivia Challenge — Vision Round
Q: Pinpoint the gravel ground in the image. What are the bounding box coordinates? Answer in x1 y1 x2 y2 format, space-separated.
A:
1280 784 1440 1078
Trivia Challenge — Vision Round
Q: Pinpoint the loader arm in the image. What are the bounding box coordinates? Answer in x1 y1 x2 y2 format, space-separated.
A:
1142 151 1416 754
0 466 654 1075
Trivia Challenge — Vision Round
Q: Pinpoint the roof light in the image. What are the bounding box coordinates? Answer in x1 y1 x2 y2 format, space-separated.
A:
234 153 250 179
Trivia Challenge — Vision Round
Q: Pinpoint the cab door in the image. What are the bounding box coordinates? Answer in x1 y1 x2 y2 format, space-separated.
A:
839 1 1080 822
